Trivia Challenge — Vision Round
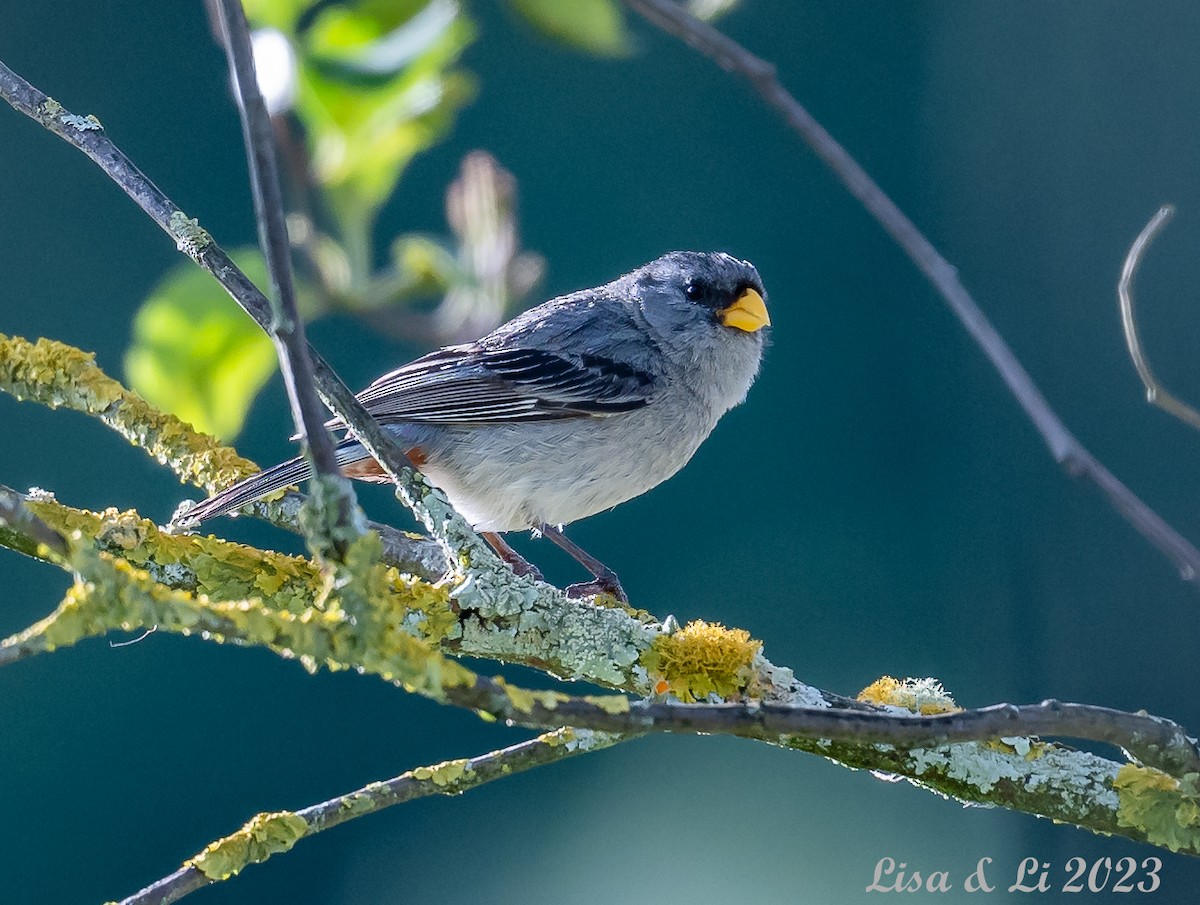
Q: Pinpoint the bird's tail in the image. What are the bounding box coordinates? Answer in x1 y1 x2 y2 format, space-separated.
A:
180 441 368 525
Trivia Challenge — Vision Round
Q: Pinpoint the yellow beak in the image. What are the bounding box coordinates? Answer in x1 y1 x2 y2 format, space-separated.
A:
718 287 771 333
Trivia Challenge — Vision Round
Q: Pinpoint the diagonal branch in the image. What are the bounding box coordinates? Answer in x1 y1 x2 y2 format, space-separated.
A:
1117 205 1200 430
117 727 628 905
624 0 1200 586
213 0 361 560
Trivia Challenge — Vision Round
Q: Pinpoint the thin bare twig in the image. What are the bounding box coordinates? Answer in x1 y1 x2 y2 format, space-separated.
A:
118 729 627 905
624 0 1200 584
213 0 360 557
1118 205 1200 431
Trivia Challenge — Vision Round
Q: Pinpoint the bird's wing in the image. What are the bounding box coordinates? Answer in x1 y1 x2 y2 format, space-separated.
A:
327 345 658 428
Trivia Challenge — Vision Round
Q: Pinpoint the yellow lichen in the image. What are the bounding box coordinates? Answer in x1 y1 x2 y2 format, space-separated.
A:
2 521 477 710
543 727 576 747
412 758 471 787
339 794 377 818
639 620 762 703
494 677 569 714
584 694 630 715
4 488 621 744
0 333 258 492
187 811 309 880
858 676 961 715
27 500 319 609
1113 764 1200 853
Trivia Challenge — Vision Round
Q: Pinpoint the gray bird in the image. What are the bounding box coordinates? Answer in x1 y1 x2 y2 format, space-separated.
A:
182 251 770 601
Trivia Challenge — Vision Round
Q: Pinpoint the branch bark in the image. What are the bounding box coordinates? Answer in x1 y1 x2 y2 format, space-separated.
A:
212 0 362 561
624 0 1200 586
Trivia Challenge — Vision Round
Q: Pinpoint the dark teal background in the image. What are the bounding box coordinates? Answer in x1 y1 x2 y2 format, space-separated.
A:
4 2 1200 902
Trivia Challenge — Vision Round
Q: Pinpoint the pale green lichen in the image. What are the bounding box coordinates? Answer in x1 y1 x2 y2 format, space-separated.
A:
906 740 1120 817
187 811 309 880
1113 764 1200 853
0 333 259 492
452 572 651 689
639 619 762 702
60 112 102 131
35 98 101 132
298 472 368 564
169 210 213 257
338 794 377 818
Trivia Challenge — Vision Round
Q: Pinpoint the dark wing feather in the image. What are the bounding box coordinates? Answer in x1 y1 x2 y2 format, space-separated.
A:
328 345 657 428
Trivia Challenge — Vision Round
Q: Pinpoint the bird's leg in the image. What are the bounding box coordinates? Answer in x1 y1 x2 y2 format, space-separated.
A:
539 524 628 604
481 531 544 582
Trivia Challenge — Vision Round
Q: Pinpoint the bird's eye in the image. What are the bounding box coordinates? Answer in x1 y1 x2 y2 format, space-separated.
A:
684 281 705 302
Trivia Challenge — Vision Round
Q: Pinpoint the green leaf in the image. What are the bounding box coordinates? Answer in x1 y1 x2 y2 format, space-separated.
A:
509 0 631 56
296 1 476 229
124 250 278 441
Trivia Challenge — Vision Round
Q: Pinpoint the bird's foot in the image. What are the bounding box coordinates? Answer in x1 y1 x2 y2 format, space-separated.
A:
510 559 545 582
564 577 629 605
481 531 544 582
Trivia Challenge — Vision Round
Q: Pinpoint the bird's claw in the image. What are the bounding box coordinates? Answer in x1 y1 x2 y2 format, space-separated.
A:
564 578 629 605
511 560 544 582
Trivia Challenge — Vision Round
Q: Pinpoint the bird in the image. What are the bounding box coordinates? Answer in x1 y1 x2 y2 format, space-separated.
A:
180 251 771 601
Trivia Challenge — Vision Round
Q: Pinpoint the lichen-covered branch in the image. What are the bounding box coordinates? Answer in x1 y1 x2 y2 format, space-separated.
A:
4 497 1199 855
623 0 1200 587
0 333 444 578
117 727 626 905
0 487 645 688
0 486 67 559
0 333 257 494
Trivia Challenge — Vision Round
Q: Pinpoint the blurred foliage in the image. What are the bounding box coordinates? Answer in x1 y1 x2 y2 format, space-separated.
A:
300 0 476 247
507 0 630 56
126 251 279 441
125 0 735 440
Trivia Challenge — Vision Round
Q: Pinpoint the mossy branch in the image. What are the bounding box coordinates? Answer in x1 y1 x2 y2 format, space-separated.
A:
0 333 445 578
0 332 258 494
4 489 1200 863
118 727 627 905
